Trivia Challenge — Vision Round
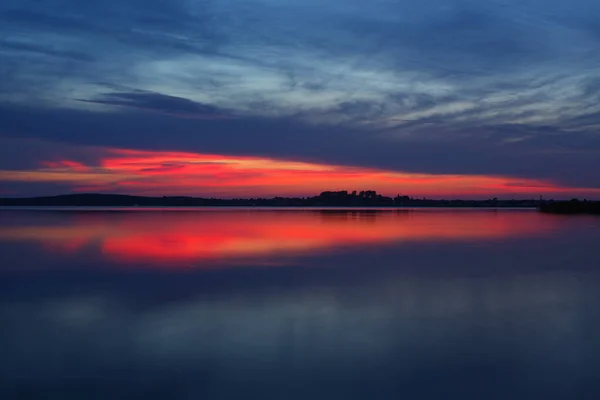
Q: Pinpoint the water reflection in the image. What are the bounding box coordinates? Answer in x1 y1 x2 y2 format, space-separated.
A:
1 266 599 399
0 209 559 267
1 209 600 399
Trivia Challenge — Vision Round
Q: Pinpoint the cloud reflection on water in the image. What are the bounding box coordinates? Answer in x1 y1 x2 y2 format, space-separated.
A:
1 209 599 399
0 209 559 268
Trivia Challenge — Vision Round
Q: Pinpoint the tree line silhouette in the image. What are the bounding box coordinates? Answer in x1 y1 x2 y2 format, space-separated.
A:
539 199 600 215
0 190 557 208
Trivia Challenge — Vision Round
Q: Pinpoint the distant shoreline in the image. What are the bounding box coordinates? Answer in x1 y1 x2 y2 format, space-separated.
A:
0 192 547 208
1 192 598 214
0 206 539 211
539 200 600 215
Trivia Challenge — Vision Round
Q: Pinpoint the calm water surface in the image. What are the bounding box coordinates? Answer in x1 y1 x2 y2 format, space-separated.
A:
0 208 599 399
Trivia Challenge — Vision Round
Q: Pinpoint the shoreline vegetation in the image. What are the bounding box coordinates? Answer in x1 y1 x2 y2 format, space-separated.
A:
0 191 597 213
0 191 536 208
539 199 600 215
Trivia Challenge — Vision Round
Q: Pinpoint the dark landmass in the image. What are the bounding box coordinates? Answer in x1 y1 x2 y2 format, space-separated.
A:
0 190 544 208
539 199 600 215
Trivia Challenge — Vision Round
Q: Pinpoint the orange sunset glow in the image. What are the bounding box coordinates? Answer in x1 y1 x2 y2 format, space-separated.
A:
0 147 595 198
0 210 559 268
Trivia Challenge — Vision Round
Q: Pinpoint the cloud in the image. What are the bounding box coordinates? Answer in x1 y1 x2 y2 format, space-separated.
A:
0 40 94 62
1 0 600 196
76 87 230 119
1 144 599 199
1 102 600 193
41 160 90 172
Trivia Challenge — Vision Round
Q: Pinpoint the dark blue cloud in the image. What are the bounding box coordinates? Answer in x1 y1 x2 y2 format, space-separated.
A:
76 86 229 118
1 103 599 191
0 41 94 62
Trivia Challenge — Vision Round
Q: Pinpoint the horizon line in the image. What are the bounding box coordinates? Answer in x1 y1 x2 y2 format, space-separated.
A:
0 192 597 202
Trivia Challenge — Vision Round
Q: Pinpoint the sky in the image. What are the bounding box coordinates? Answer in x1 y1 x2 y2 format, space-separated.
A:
0 0 599 198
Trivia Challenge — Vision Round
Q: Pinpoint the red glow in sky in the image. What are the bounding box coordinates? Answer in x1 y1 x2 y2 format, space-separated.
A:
0 147 597 198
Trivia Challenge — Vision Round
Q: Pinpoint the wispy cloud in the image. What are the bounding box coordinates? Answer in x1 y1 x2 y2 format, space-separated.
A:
1 146 597 198
76 86 231 119
1 0 600 195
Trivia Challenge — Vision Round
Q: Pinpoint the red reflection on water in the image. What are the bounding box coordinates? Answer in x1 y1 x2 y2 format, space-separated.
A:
0 210 558 267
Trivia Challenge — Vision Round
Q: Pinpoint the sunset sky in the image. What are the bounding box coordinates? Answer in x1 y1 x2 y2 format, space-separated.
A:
1 0 599 198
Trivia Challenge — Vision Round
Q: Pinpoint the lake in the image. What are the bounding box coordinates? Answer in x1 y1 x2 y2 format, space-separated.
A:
1 208 599 399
